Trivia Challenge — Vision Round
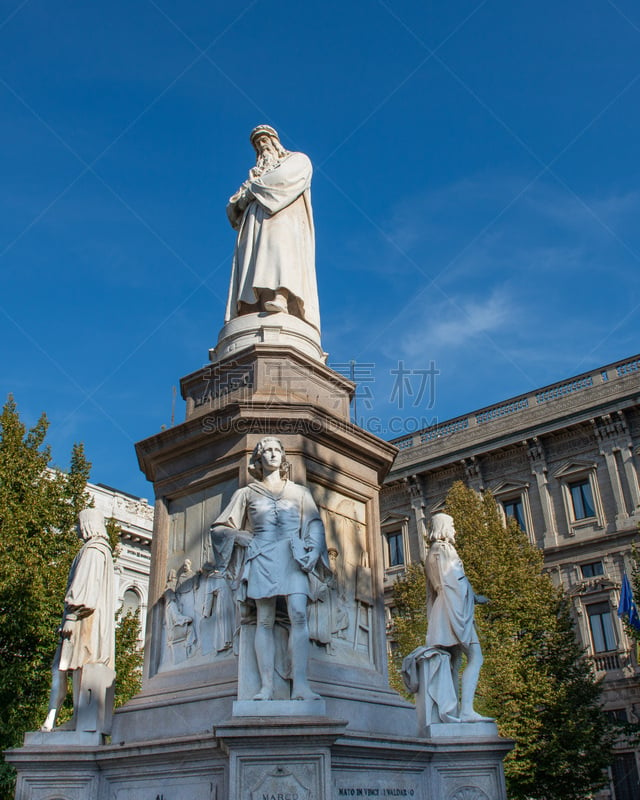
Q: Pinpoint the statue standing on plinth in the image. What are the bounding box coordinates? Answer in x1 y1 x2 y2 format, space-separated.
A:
403 513 493 725
41 508 115 733
225 125 320 332
210 437 330 701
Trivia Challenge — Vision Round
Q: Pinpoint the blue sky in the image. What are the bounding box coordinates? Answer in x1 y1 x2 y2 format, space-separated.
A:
2 0 640 498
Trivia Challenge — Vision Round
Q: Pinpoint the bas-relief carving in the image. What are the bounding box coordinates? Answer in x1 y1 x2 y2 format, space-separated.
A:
159 463 377 679
249 766 311 800
159 481 238 671
448 788 490 800
116 495 154 521
159 450 382 688
315 491 376 667
239 761 321 800
160 558 236 670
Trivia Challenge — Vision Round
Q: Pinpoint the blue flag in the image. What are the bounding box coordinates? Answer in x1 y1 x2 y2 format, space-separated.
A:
618 573 640 632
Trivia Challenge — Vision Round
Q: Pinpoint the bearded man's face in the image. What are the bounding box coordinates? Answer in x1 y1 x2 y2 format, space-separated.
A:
255 134 277 159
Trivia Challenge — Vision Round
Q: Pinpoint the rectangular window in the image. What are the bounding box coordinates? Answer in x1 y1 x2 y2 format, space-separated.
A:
605 708 628 723
569 479 596 519
611 752 640 800
386 532 404 567
581 561 604 578
587 602 617 652
502 498 526 531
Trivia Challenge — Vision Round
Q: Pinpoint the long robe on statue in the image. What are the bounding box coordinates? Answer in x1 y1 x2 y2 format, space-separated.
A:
425 540 478 648
225 152 320 331
59 538 115 671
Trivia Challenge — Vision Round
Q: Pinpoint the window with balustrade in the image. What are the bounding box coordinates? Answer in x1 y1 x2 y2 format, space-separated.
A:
587 601 617 653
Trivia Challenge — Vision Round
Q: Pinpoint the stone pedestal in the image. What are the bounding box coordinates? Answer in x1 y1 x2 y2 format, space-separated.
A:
211 311 326 365
218 717 344 800
76 664 116 735
6 343 511 799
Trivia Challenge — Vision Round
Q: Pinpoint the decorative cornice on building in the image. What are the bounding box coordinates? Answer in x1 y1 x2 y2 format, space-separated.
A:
390 354 640 479
525 436 546 466
591 411 630 444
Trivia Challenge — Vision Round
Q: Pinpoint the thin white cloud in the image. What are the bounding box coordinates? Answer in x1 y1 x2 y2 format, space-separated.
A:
395 287 515 359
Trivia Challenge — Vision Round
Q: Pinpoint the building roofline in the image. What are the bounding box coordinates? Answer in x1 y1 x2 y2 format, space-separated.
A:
389 353 640 453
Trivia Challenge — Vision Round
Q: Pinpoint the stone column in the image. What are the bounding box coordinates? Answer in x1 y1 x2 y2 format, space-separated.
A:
526 437 557 548
592 413 635 524
621 444 640 511
407 473 427 562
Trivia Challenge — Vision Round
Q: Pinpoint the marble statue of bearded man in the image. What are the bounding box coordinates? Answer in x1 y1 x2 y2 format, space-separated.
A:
225 125 320 332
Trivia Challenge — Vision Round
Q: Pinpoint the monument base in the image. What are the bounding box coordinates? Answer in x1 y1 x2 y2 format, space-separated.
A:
427 720 500 738
23 731 105 747
7 716 512 800
233 698 326 717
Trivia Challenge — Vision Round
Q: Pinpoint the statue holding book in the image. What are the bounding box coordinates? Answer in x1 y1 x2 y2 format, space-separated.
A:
210 437 330 701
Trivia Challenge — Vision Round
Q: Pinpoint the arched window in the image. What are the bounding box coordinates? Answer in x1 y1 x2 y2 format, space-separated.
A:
122 587 141 616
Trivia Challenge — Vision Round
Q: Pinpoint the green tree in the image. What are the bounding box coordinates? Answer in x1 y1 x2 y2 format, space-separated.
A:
114 609 144 708
0 397 91 798
391 481 615 800
388 562 426 695
106 518 143 708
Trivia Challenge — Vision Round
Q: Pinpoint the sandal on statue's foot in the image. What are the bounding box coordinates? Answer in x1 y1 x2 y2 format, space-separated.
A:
252 688 273 701
264 299 288 314
264 291 289 314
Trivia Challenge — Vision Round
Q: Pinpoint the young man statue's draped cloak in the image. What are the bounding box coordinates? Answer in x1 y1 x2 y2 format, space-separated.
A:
59 537 115 672
425 540 478 648
225 151 320 331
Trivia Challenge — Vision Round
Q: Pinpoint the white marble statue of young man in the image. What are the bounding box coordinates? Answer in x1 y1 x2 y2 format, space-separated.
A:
41 508 115 732
210 437 330 701
225 125 320 331
424 512 492 723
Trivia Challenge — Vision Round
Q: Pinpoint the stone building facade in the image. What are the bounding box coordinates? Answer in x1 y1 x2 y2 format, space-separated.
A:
380 353 640 800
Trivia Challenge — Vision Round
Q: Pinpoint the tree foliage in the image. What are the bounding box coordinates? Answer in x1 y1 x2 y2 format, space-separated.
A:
388 562 426 695
0 397 91 799
114 609 143 709
106 517 144 708
391 481 615 800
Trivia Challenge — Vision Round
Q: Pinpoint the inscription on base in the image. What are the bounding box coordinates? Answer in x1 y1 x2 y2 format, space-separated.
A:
251 767 311 800
334 776 421 800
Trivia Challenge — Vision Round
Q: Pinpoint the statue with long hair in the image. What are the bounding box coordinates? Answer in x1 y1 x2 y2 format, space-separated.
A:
210 437 330 701
423 512 491 722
